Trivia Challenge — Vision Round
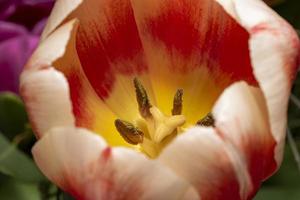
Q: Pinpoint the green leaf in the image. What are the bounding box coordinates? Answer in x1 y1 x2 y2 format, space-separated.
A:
255 141 300 199
0 93 28 140
0 133 45 183
0 175 40 200
254 187 300 200
62 191 75 200
273 0 300 29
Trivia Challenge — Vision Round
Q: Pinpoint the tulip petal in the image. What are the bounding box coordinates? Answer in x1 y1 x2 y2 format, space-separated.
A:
20 68 75 138
130 0 257 124
32 126 198 200
22 20 128 146
66 0 154 121
42 0 261 125
20 20 78 138
40 0 82 40
212 82 276 195
42 0 156 122
160 82 277 199
216 0 300 166
159 127 251 200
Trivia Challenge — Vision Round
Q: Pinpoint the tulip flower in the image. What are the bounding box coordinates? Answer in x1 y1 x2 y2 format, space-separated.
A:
0 21 39 93
20 0 300 199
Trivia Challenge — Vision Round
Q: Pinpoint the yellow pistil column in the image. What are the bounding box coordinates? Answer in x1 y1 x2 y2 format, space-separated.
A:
137 106 185 158
115 78 186 158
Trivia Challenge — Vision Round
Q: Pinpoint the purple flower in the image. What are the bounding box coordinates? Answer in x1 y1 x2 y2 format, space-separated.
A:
0 22 39 93
0 0 54 25
0 0 54 93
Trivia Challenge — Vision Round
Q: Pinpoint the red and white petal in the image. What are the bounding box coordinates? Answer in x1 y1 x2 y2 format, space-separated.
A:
32 127 197 200
44 0 259 125
20 68 75 138
41 0 82 40
64 0 154 121
213 82 276 194
20 20 77 138
160 82 277 199
130 0 256 124
42 0 155 123
159 127 252 200
25 19 79 71
22 17 128 146
217 0 300 166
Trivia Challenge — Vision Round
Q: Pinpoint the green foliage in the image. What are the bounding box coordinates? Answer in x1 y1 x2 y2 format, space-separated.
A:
0 133 45 183
0 92 74 199
0 174 40 200
255 141 300 199
0 93 28 140
273 0 300 29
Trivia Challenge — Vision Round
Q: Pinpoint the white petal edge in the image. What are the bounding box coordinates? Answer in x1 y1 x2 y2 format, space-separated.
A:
20 20 80 138
32 126 199 200
213 81 276 181
159 81 279 199
41 0 82 40
20 68 75 138
159 127 252 200
216 0 300 165
26 19 79 70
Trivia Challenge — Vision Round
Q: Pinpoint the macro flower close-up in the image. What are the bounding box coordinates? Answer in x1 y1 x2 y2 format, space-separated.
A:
1 0 300 199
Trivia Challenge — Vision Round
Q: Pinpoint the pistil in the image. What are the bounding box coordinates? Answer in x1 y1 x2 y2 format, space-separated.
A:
149 106 186 143
114 78 215 158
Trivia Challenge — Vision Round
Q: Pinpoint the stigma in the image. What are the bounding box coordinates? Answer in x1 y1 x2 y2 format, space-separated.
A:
114 78 213 158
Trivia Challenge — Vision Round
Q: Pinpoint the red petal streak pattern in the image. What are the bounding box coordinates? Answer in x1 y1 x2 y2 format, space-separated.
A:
73 0 148 99
138 0 257 83
66 0 257 102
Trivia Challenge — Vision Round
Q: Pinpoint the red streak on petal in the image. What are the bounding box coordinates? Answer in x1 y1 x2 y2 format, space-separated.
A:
67 70 93 128
216 125 277 198
146 0 257 85
103 0 144 65
76 0 147 100
246 133 277 195
148 1 199 57
76 30 114 99
251 22 300 87
217 22 257 85
101 147 112 162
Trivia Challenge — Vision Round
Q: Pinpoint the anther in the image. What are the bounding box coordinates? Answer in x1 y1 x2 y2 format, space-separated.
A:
133 78 152 118
196 113 215 127
172 89 183 115
115 119 144 145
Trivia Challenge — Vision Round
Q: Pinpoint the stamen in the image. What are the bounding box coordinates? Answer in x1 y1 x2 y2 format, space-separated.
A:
134 78 152 118
172 89 183 115
196 113 215 127
114 119 144 145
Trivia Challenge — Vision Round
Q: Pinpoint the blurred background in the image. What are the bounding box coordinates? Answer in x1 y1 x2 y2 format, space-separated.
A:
0 0 299 199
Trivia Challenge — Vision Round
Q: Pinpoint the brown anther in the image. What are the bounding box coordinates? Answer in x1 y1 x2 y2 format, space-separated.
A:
196 113 215 127
172 89 183 115
114 119 144 145
133 78 152 118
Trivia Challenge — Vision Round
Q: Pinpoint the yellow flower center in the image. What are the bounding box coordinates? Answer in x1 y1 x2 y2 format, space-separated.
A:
114 78 213 158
